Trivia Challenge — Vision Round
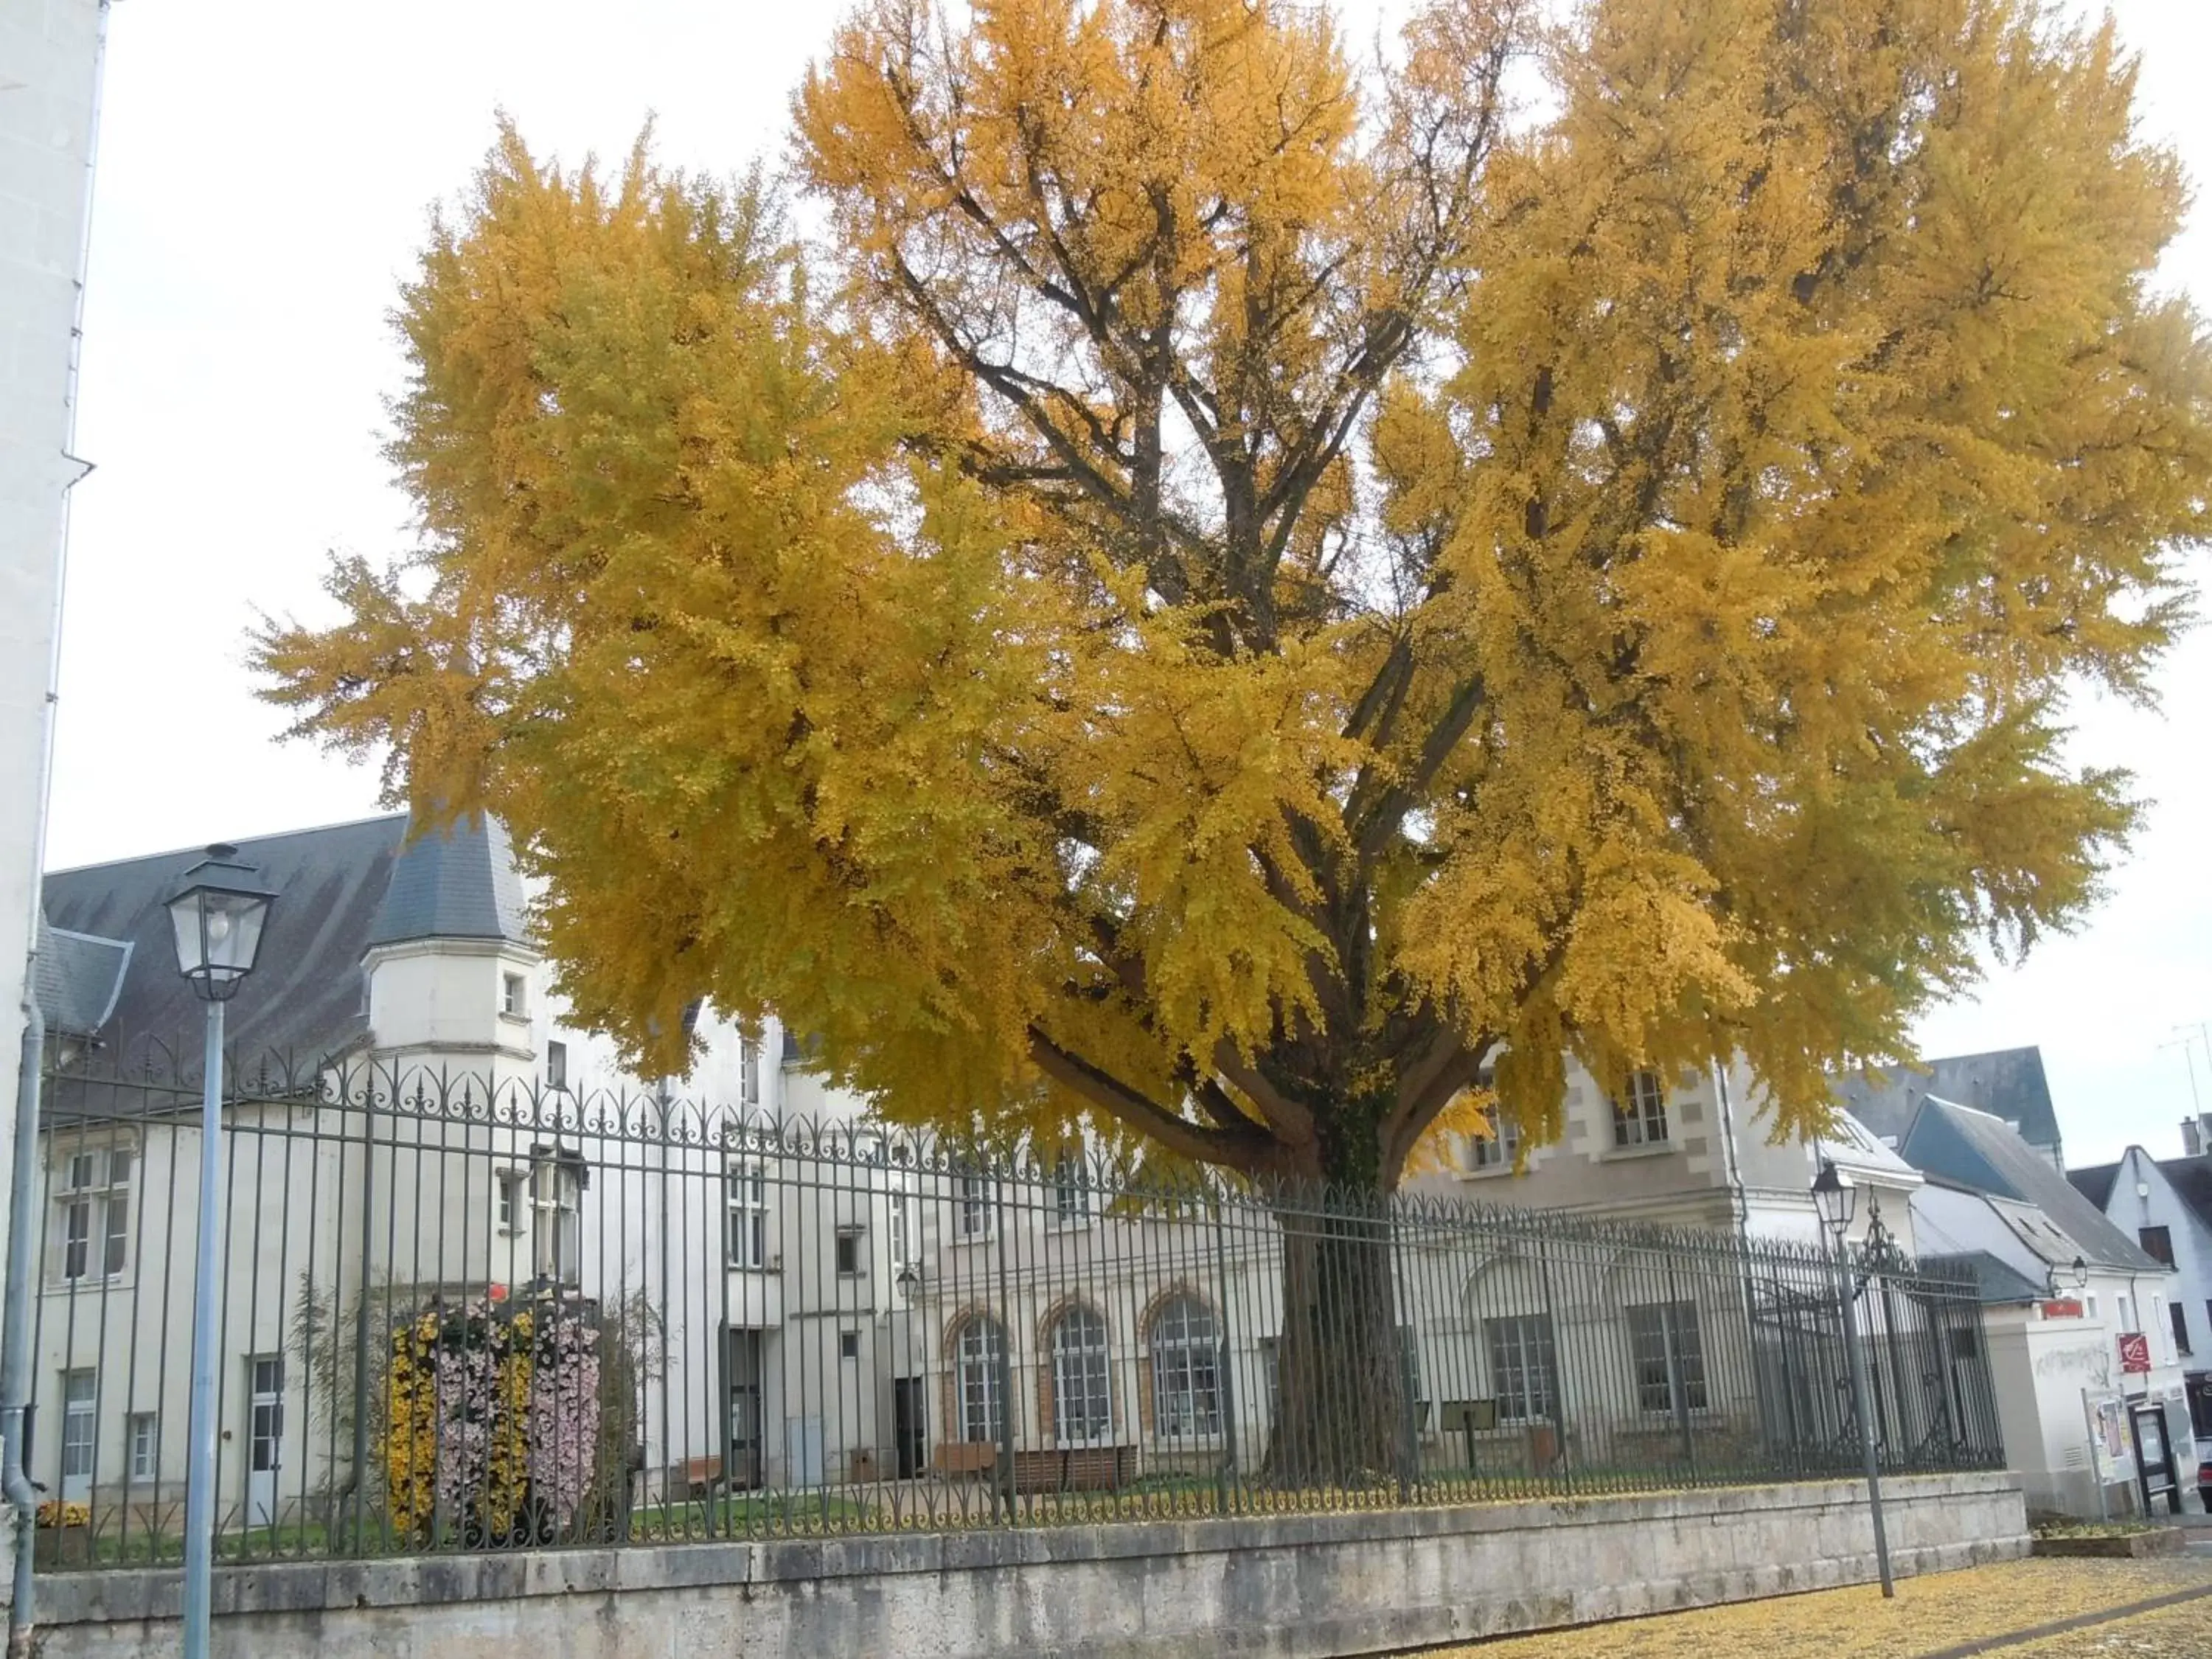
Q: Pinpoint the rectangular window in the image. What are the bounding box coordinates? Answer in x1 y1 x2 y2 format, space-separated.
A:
1051 1151 1091 1225
247 1357 284 1509
835 1227 865 1276
1468 1105 1520 1170
957 1320 1006 1444
54 1147 131 1281
1398 1326 1430 1427
128 1412 156 1483
1484 1315 1558 1423
1627 1301 1708 1415
888 1189 914 1271
59 1371 95 1499
529 1153 582 1284
2170 1300 2191 1357
956 1174 993 1240
740 1037 761 1107
727 1161 768 1270
495 1171 521 1232
839 1330 860 1361
545 1040 567 1091
1051 1310 1113 1444
1257 1337 1281 1431
502 973 526 1015
2140 1226 2176 1268
1611 1071 1669 1149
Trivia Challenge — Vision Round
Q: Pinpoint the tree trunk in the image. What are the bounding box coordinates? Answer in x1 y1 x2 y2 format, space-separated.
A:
1262 1191 1408 1489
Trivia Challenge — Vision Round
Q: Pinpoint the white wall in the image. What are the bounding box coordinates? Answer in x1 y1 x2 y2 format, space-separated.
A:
1 0 107 1599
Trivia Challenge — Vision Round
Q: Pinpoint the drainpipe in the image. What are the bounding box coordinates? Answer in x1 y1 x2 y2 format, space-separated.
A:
1711 1060 1749 1237
3 998 46 1658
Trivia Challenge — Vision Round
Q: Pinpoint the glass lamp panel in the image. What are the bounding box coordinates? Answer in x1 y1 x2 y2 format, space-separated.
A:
167 891 210 976
204 891 270 976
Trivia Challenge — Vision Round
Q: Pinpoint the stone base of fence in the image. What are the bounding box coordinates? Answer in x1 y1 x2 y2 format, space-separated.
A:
30 1470 2027 1658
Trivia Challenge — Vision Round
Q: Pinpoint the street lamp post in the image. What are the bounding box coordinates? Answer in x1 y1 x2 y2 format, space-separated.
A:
166 846 276 1659
1812 1158 1894 1599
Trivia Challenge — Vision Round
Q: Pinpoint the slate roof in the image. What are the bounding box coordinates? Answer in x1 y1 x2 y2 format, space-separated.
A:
2166 1160 2212 1235
1899 1096 2158 1273
2069 1161 2121 1211
1912 1178 2116 1301
1831 1047 2061 1154
32 919 132 1037
40 813 529 1074
1921 1248 2051 1305
2072 1153 2212 1239
366 813 528 948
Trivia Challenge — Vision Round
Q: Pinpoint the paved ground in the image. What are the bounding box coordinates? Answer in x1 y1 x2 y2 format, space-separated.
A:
1408 1553 2212 1656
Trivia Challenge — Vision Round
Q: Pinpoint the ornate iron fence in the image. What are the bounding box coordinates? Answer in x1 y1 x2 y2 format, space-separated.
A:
22 1043 2002 1567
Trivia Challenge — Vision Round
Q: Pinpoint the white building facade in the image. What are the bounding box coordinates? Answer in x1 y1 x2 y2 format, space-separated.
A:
1 0 109 1604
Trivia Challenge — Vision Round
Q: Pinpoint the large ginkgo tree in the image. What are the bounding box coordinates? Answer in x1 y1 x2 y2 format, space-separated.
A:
257 0 2211 1476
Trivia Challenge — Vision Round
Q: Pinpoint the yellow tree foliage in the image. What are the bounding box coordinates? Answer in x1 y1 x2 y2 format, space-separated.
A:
257 0 2212 1196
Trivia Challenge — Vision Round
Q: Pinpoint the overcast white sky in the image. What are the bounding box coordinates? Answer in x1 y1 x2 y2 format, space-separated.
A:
43 0 2212 1165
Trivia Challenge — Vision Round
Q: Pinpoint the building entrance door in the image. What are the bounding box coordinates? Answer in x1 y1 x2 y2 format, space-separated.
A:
246 1357 284 1526
894 1377 926 1480
726 1329 763 1489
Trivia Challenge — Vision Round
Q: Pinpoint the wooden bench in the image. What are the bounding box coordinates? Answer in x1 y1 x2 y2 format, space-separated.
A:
931 1441 998 1478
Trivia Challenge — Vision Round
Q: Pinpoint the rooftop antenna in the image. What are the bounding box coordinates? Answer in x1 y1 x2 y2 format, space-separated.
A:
2160 1032 2203 1116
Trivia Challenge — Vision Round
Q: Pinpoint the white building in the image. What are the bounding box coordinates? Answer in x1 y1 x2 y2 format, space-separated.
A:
1900 1096 2197 1517
1410 1054 1924 1252
2070 1123 2212 1455
34 814 902 1534
1 0 110 1603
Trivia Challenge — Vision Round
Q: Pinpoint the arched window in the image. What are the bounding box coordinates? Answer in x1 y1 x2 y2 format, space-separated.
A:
956 1316 1005 1445
1050 1307 1113 1443
1148 1295 1221 1439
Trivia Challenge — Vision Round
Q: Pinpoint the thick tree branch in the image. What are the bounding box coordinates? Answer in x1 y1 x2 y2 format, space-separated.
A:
1028 1025 1276 1170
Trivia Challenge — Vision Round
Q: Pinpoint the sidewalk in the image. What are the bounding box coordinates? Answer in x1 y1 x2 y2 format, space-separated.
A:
1403 1554 2212 1657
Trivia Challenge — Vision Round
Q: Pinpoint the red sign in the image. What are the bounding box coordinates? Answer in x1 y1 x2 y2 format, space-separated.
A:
2040 1299 2083 1319
2118 1332 2152 1374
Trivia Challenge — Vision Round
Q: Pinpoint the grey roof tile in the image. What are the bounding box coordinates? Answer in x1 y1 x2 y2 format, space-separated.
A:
38 813 527 1073
1901 1096 2159 1273
32 920 133 1036
365 814 529 949
1832 1047 2061 1154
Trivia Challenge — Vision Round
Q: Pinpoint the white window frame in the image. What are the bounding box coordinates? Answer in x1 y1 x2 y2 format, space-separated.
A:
1611 1071 1669 1150
528 1152 582 1284
888 1187 915 1272
740 1037 762 1107
128 1411 157 1484
1148 1295 1222 1440
495 1170 522 1234
544 1039 568 1091
956 1317 1006 1444
1050 1307 1113 1445
727 1161 768 1270
52 1144 132 1283
1484 1314 1558 1423
1051 1151 1092 1228
956 1173 995 1241
501 973 527 1017
1626 1300 1708 1416
59 1369 96 1500
835 1226 866 1278
1467 1104 1520 1172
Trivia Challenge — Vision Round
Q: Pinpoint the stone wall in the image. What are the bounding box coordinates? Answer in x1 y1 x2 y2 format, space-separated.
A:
32 1471 2026 1658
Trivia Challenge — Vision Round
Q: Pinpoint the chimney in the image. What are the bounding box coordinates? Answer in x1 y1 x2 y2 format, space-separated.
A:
2186 1116 2207 1158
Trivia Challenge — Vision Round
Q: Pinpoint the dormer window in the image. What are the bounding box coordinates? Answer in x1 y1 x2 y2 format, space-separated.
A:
502 973 526 1017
